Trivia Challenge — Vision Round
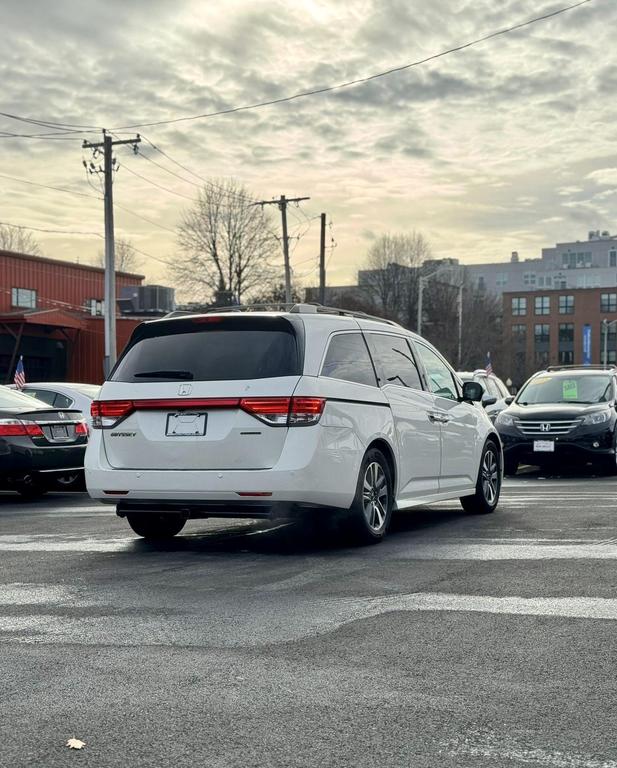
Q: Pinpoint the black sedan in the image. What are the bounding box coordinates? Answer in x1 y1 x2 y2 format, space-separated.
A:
0 386 88 496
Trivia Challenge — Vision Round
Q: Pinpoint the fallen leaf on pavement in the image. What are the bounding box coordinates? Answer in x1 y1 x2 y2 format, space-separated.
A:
66 738 86 750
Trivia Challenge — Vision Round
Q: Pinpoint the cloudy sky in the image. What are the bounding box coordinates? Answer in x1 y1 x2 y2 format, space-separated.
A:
1 0 615 293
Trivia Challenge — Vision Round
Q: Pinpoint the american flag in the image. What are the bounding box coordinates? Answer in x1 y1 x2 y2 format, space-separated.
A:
14 356 25 389
485 352 493 376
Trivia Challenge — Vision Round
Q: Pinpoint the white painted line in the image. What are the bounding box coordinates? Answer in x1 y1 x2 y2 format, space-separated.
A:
447 732 617 768
2 592 617 647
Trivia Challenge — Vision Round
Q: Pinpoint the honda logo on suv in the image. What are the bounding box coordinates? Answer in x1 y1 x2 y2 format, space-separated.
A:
178 383 192 396
540 423 551 432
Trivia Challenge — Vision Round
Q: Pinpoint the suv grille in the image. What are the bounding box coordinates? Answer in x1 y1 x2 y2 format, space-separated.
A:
516 419 580 436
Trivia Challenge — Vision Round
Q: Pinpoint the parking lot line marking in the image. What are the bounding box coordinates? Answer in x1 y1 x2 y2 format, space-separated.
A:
2 592 617 647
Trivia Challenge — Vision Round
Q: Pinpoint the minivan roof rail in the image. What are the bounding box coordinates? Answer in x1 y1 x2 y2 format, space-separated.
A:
544 364 617 372
186 302 403 327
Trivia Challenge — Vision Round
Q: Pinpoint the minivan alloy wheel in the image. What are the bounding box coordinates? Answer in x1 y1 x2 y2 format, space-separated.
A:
362 461 388 532
481 448 499 505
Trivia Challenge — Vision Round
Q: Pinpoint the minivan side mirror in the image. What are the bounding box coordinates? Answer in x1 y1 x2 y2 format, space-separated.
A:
504 395 515 405
461 381 484 402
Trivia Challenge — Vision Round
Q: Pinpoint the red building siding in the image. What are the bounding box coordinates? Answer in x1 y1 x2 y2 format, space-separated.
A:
0 250 145 384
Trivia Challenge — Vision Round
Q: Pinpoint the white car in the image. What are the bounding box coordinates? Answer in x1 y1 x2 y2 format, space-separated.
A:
86 306 502 543
457 370 514 422
16 383 100 428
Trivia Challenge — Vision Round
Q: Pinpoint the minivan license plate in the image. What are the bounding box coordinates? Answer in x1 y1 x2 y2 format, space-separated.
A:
533 440 554 452
166 412 207 436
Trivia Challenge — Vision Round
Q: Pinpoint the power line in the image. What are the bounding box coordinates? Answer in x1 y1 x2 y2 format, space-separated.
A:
0 172 101 200
112 201 177 234
109 0 593 130
120 162 195 201
0 220 103 238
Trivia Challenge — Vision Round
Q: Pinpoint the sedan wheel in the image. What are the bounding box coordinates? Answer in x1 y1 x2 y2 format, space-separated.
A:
481 449 499 505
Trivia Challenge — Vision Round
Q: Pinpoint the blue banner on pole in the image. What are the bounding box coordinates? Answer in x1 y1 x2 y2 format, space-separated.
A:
583 324 592 366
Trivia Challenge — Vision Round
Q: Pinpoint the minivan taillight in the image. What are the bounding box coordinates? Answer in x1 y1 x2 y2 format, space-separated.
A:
91 400 133 428
0 419 44 438
240 397 325 426
90 396 326 428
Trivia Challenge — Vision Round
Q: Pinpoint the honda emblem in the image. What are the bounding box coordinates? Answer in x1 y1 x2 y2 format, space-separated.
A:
540 423 551 432
178 383 192 396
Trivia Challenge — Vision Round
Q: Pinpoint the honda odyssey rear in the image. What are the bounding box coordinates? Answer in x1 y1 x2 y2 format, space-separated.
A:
86 307 500 543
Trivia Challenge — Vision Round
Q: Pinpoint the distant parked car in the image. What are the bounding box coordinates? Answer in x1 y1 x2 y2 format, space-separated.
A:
13 383 100 427
457 370 513 422
0 385 88 496
495 365 617 476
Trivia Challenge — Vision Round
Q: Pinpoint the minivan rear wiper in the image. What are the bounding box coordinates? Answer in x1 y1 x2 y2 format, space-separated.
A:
133 370 194 380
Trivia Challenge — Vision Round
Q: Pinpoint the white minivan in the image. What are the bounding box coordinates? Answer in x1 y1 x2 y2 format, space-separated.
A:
86 306 502 543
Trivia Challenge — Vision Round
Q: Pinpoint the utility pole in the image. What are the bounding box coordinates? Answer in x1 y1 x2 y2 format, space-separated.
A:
417 276 424 335
457 283 463 369
253 195 310 304
319 213 326 305
83 131 140 376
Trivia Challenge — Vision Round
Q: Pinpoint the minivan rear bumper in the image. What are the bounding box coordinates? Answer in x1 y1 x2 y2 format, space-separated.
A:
85 424 361 511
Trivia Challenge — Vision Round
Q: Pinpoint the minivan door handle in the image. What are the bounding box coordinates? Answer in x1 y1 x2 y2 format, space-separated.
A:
428 411 449 423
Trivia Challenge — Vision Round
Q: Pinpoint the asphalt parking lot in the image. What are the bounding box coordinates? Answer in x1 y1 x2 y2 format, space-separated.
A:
1 473 616 768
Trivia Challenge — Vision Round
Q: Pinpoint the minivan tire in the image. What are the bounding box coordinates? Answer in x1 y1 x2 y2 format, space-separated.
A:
127 513 187 540
460 441 501 515
344 448 393 545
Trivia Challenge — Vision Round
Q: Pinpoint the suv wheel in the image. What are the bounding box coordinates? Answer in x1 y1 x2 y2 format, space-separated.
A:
126 513 187 540
460 442 501 515
345 448 393 544
602 432 617 475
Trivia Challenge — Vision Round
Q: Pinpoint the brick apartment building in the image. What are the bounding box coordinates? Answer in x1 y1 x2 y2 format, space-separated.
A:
503 286 617 386
0 249 145 384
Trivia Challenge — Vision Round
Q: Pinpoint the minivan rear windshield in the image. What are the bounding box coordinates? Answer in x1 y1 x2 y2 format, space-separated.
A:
111 316 301 383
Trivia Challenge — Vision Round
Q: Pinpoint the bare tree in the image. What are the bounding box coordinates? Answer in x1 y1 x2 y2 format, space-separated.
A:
361 232 431 326
0 225 42 256
97 238 140 273
173 179 277 305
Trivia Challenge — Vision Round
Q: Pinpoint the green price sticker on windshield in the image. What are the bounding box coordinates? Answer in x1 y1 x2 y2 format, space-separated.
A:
562 380 578 400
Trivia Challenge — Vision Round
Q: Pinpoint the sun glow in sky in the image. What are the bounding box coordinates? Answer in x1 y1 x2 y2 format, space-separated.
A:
1 0 615 293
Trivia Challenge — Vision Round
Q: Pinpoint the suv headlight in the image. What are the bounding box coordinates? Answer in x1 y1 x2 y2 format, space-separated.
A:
580 410 611 425
495 412 515 427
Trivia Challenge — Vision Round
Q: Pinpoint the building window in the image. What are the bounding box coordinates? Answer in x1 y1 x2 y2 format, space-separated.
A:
600 293 617 313
512 324 527 340
512 297 527 316
534 324 550 344
559 295 574 314
610 250 617 268
558 323 574 343
535 350 550 367
562 252 592 269
11 287 37 309
558 350 574 364
535 295 550 315
523 272 536 286
495 273 508 287
477 276 486 291
85 298 104 316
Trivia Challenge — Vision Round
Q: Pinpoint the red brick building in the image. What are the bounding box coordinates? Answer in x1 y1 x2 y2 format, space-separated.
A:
503 286 617 386
0 249 145 384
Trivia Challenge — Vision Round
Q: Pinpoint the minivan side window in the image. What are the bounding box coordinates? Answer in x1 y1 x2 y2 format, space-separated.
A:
415 343 458 400
321 333 377 387
366 333 423 390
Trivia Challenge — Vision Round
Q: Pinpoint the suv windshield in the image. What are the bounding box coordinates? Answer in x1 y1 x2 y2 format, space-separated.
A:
112 316 301 382
517 374 613 405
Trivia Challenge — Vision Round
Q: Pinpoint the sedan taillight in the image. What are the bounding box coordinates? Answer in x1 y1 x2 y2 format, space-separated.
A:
75 421 89 436
0 419 44 438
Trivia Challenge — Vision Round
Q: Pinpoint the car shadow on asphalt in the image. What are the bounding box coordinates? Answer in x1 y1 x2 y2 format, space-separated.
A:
125 504 466 557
